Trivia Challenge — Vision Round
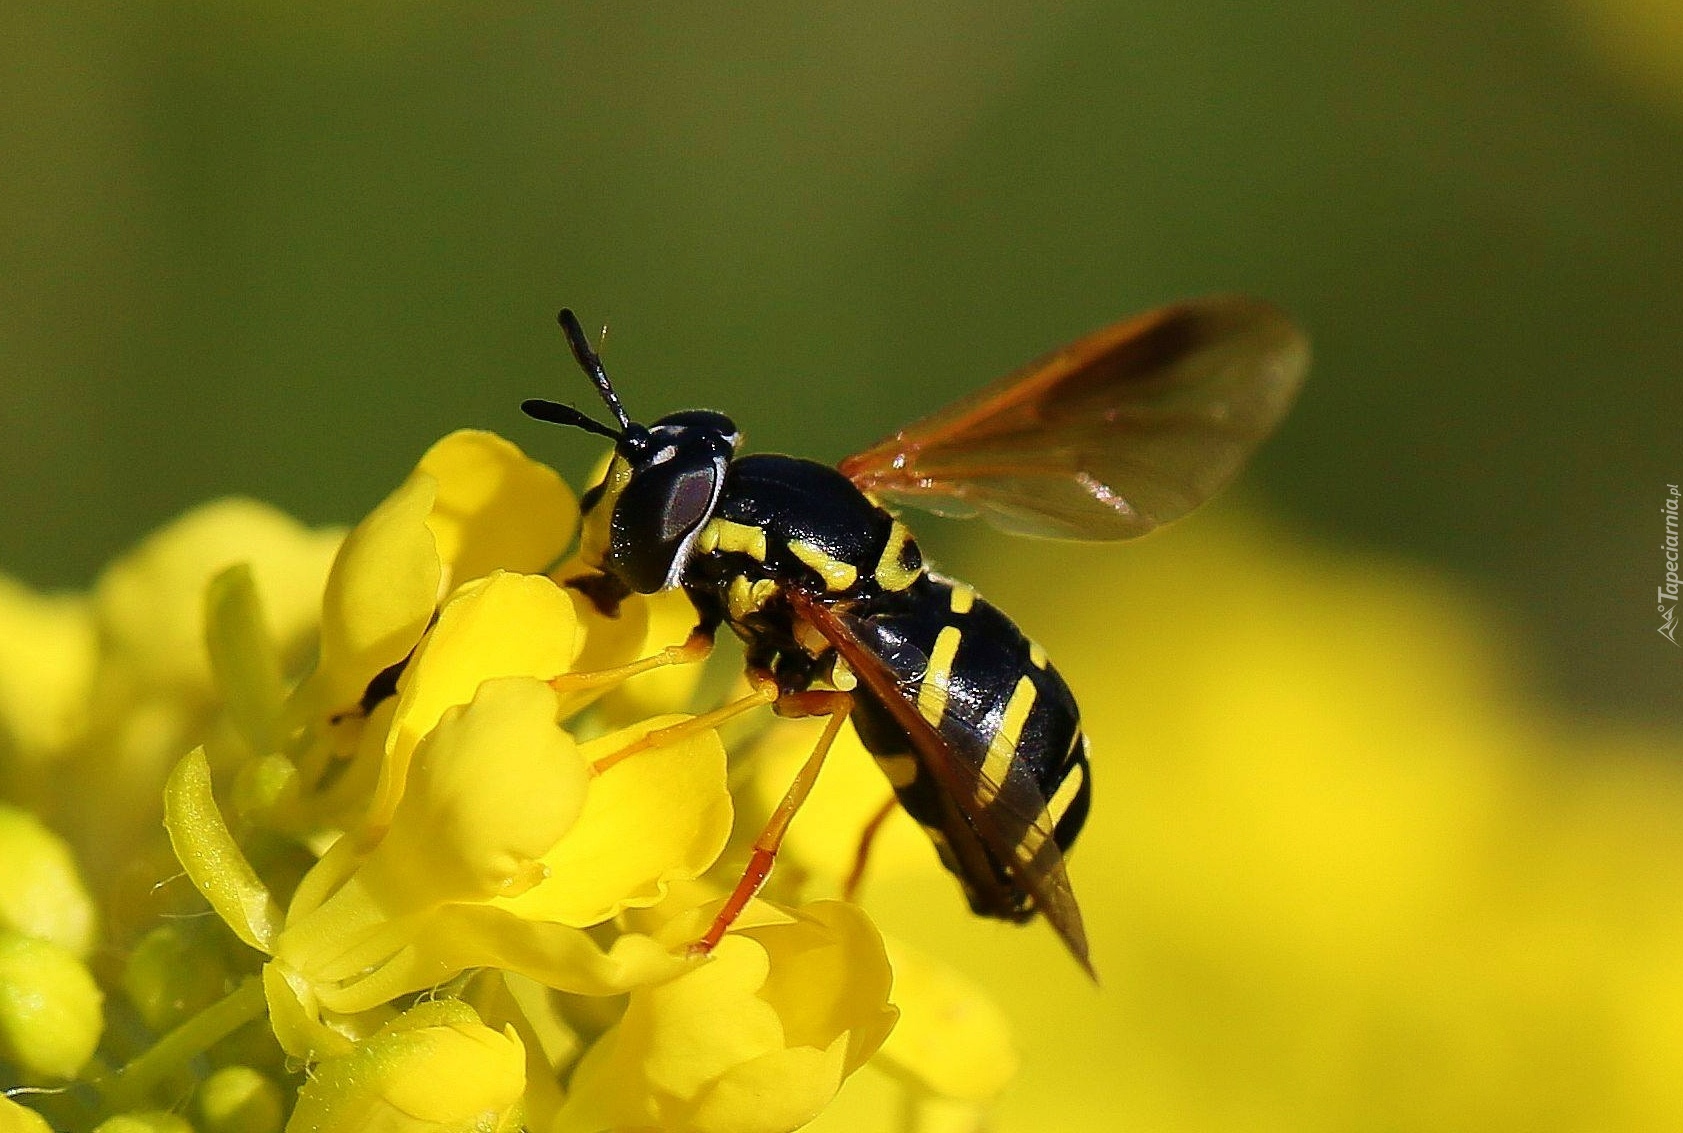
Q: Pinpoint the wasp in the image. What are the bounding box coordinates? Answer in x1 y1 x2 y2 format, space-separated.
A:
522 298 1308 976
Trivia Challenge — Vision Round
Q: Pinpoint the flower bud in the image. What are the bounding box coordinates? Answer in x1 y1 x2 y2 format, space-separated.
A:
0 1096 55 1133
0 805 96 957
122 921 232 1034
91 1114 193 1133
0 929 103 1079
197 1065 284 1133
0 577 94 763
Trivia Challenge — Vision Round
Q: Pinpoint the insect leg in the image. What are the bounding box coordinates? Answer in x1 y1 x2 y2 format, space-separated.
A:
691 691 854 956
589 672 778 776
548 627 714 696
841 794 899 903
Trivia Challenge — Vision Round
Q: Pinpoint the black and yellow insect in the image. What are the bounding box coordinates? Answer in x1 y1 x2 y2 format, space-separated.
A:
523 298 1308 976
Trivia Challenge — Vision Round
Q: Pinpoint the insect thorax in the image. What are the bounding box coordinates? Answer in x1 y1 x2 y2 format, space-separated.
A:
678 454 925 654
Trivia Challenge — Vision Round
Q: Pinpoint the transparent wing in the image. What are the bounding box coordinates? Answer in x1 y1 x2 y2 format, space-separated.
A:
790 590 1094 977
839 295 1309 540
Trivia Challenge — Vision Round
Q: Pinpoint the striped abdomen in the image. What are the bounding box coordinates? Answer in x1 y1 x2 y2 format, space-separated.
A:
845 572 1093 919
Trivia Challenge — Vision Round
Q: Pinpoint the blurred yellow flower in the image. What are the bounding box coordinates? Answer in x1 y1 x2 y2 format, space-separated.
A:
837 515 1683 1132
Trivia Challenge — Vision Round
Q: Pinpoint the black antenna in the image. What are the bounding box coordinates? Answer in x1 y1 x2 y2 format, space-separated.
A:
520 398 622 442
557 308 632 431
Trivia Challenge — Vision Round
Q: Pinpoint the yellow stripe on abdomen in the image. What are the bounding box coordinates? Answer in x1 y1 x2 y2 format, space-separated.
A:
1045 761 1085 829
978 675 1037 800
917 625 964 726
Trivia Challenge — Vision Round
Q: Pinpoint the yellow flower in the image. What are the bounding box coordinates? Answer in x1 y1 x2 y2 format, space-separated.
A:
295 430 576 725
0 426 1073 1132
560 900 897 1133
831 517 1683 1133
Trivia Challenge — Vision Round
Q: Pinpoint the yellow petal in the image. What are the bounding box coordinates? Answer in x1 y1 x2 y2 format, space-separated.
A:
310 906 684 1015
873 935 1017 1104
278 679 588 994
205 563 286 757
740 900 898 1077
371 572 580 829
416 430 579 592
559 935 785 1131
95 498 339 697
262 960 353 1062
367 677 587 907
286 1000 525 1133
562 899 896 1133
162 747 281 953
690 1040 850 1133
499 715 732 927
307 475 442 716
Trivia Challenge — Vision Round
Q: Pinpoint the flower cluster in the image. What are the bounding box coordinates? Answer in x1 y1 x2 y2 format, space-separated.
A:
0 432 1013 1132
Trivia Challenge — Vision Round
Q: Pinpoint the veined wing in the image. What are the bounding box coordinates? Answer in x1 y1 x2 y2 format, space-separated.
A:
839 295 1308 540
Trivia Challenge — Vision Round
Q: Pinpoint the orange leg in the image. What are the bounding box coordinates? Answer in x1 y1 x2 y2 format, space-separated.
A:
842 794 899 903
549 628 714 696
591 673 778 776
691 691 855 956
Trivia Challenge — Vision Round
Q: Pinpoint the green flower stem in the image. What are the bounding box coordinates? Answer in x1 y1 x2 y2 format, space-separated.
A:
100 975 267 1113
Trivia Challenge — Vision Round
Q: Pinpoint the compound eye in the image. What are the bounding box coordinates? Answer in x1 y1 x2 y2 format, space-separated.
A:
608 457 724 593
660 466 718 541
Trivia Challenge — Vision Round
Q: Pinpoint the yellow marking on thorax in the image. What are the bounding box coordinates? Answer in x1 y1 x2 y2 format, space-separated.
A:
948 581 977 615
700 519 769 561
726 575 779 621
916 625 964 724
1045 762 1085 829
1028 640 1048 669
874 521 921 592
977 674 1037 802
788 539 859 591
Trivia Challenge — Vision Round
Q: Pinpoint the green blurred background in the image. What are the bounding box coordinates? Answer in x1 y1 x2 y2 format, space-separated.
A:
3 2 1679 719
